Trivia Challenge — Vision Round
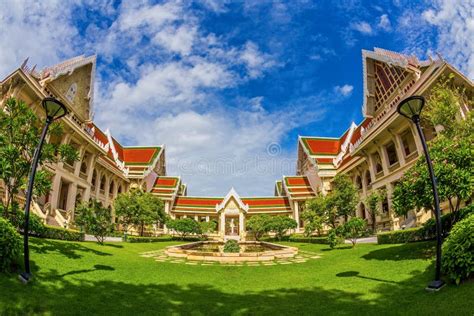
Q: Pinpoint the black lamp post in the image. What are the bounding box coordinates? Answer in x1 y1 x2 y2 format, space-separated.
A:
19 97 68 284
397 95 445 291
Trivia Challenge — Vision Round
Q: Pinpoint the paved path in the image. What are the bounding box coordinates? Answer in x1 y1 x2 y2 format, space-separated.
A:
344 236 377 244
84 235 123 242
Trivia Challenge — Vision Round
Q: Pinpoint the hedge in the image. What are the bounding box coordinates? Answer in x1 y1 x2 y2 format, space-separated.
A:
378 205 474 244
288 236 330 244
38 225 85 242
377 227 425 244
126 235 205 243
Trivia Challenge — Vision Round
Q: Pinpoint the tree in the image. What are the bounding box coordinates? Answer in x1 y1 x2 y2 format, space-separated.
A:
303 195 329 235
0 97 78 217
269 216 297 240
329 174 358 222
114 189 166 236
246 214 272 240
364 189 385 232
337 217 367 248
393 75 474 220
167 218 201 239
75 200 114 244
199 220 217 239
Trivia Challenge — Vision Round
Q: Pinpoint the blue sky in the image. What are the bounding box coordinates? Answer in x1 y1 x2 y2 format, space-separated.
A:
0 0 472 196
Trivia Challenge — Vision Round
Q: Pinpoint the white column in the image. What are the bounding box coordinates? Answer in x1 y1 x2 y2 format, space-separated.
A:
293 201 300 231
239 212 245 240
392 134 406 166
206 216 210 222
50 174 62 210
220 212 225 237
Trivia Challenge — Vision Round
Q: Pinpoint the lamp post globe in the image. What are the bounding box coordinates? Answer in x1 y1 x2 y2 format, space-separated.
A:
42 97 68 122
19 97 68 284
397 95 445 291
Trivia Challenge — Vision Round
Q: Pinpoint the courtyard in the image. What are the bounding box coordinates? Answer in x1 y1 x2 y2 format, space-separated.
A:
0 239 472 315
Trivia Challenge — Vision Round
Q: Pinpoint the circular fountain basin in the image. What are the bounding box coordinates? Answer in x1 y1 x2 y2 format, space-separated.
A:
165 241 298 263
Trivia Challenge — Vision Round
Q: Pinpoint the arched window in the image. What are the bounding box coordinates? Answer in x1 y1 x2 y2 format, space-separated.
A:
118 185 123 194
373 152 383 174
359 203 366 219
100 175 106 191
92 170 97 187
80 161 87 174
385 141 398 166
66 82 77 102
365 170 372 186
109 181 115 195
355 175 362 190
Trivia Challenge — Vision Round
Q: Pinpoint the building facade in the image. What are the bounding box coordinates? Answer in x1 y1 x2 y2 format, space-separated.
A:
1 48 472 239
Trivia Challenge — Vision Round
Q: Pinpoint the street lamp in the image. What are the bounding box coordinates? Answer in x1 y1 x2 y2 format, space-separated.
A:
19 97 68 284
397 95 445 291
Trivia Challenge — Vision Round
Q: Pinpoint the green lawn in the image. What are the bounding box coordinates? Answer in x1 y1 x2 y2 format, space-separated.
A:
0 239 472 315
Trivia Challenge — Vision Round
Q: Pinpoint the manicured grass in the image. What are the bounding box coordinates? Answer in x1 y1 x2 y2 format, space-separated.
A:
0 239 472 315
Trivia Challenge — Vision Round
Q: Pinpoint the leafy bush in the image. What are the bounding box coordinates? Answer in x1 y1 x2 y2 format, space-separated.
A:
442 214 474 285
337 218 367 247
8 209 45 236
75 200 114 244
40 225 85 241
223 240 240 253
246 214 272 240
126 235 205 243
167 218 201 239
0 217 22 272
377 227 424 244
199 221 217 238
328 229 339 249
127 236 173 243
268 216 297 240
288 235 329 244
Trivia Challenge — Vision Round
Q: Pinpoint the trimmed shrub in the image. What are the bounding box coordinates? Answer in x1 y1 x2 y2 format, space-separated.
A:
377 227 424 244
288 235 330 244
39 225 85 241
126 235 204 243
8 210 45 236
328 229 339 249
442 214 474 285
127 236 173 243
0 218 22 272
419 204 474 239
223 240 240 253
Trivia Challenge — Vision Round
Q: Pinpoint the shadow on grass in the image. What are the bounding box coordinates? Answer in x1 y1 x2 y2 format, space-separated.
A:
57 265 115 278
0 263 466 315
102 243 124 249
30 238 112 259
336 271 398 284
362 241 435 261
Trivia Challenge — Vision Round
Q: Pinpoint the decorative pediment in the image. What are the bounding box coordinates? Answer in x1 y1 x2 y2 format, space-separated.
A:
40 55 96 121
216 188 249 213
362 48 421 118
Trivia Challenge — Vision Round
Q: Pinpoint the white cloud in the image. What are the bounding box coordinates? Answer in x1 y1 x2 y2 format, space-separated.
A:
351 21 373 35
0 0 79 78
421 0 474 79
153 25 198 56
334 84 354 97
239 41 276 79
378 14 392 31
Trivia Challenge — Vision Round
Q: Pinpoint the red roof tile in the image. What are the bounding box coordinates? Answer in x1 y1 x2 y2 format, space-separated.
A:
123 147 159 165
302 138 340 155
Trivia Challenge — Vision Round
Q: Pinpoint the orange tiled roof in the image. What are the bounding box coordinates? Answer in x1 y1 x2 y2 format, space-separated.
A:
301 137 340 155
283 176 315 200
151 176 180 200
123 147 160 165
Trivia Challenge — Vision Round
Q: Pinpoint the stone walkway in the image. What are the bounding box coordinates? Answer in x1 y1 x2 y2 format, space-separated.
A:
140 249 322 267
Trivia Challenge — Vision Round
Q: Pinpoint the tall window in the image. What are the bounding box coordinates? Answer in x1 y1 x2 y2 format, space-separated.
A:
109 181 115 195
80 161 87 174
100 175 106 191
372 152 383 174
400 130 417 156
385 141 398 166
355 175 362 190
365 170 372 186
92 170 97 187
